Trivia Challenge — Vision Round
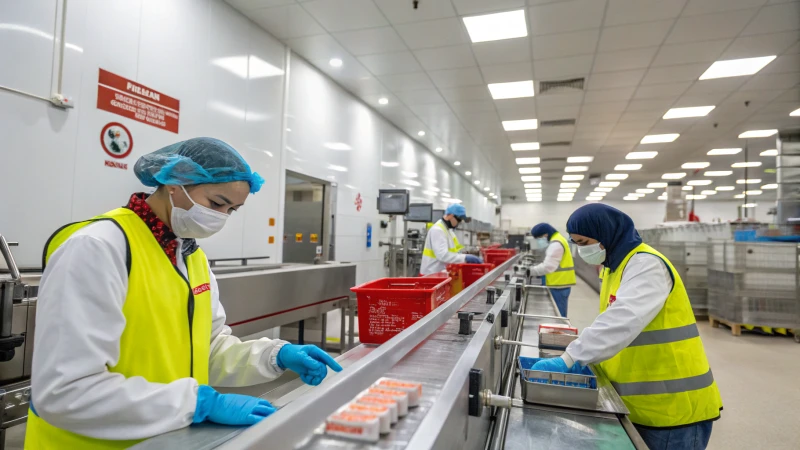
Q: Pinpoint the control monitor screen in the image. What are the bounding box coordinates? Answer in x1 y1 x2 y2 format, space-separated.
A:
377 189 410 215
431 209 444 222
405 203 433 223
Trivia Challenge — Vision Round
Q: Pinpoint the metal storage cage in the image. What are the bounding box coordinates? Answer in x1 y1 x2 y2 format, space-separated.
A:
648 241 710 317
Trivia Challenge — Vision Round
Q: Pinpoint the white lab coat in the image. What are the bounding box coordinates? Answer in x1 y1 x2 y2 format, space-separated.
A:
529 241 564 277
562 253 673 368
419 220 466 275
31 221 288 440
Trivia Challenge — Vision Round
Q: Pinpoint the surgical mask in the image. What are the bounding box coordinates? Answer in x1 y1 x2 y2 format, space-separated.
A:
170 186 229 239
578 242 606 265
536 238 549 249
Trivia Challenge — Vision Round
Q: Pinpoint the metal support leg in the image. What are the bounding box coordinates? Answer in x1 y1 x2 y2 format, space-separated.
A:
348 297 356 350
339 306 346 354
320 313 327 351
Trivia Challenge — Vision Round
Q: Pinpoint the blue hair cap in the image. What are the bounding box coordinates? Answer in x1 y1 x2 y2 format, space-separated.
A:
445 204 467 217
134 137 264 194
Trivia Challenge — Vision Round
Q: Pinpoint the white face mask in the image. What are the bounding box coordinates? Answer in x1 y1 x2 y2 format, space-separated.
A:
170 186 229 239
536 237 549 249
578 242 606 265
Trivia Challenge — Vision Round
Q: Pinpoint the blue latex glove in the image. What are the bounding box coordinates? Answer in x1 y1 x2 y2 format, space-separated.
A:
465 255 483 264
277 344 343 386
193 385 276 426
531 357 569 373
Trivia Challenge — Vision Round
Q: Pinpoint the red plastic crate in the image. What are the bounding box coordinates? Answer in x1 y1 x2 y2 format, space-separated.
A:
481 249 516 267
447 263 494 295
350 277 452 345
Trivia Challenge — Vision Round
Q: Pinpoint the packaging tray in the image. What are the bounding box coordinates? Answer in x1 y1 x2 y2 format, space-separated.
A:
518 357 599 410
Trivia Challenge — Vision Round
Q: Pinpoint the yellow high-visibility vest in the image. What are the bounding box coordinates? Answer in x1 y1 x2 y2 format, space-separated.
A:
543 232 576 287
422 219 464 259
25 208 212 449
598 243 722 428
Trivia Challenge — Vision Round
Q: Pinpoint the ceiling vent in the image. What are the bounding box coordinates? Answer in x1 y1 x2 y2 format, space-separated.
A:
539 78 585 95
540 119 576 127
540 141 572 147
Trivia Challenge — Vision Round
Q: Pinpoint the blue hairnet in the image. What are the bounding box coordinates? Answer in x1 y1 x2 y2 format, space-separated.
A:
566 204 642 271
445 204 467 217
134 137 264 194
531 223 557 239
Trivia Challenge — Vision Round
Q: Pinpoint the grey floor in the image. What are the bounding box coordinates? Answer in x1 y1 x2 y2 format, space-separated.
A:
566 277 800 450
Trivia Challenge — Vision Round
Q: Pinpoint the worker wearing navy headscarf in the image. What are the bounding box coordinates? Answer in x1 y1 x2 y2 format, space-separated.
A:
532 204 722 450
529 223 575 316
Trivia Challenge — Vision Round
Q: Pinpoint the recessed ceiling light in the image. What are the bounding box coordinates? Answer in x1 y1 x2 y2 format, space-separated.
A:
641 134 679 144
716 186 735 191
599 181 619 187
474 180 481 185
463 9 528 43
488 80 534 100
734 194 745 198
567 156 594 163
682 162 710 169
402 171 418 178
744 190 762 195
708 148 742 155
454 161 461 166
606 173 629 180
503 119 538 131
663 106 716 119
435 147 443 153
732 162 762 168
381 161 399 167
760 149 778 156
591 191 607 196
519 167 541 174
524 183 542 188
791 107 800 117
561 182 580 188
595 187 613 192
623 196 638 201
521 175 542 182
417 130 426 136
629 193 645 198
662 173 686 179
687 180 712 186
636 188 655 194
615 164 642 171
403 179 420 186
527 198 542 202
465 171 472 176
565 166 589 172
738 129 778 139
699 55 776 80
559 188 577 193
329 58 343 67
686 194 707 200
736 179 761 184
525 189 541 193
378 97 389 105
511 142 540 151
705 170 732 176
626 151 658 160
761 183 777 189
682 186 694 191
516 157 540 165
742 203 758 207
563 174 585 181
647 182 668 188
701 190 717 195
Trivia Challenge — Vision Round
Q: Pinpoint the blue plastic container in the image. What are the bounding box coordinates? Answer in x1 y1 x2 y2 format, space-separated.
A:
734 230 757 242
518 356 597 389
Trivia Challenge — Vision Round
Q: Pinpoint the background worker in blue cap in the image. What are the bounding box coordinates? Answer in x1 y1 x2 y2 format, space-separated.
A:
529 223 576 316
532 204 722 450
27 138 342 449
420 204 482 275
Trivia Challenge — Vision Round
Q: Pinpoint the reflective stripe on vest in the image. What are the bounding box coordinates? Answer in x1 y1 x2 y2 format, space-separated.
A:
544 232 576 287
422 220 462 258
26 208 213 449
598 243 722 428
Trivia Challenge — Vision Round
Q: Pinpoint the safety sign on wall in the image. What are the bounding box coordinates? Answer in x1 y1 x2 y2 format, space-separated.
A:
101 122 133 170
310 233 319 244
97 68 180 134
295 233 303 243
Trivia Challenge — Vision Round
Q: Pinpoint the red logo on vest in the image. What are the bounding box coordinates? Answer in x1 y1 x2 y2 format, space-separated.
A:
192 283 210 296
608 294 617 306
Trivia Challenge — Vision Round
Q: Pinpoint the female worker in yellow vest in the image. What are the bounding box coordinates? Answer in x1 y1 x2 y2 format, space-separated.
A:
531 204 722 450
26 138 342 449
419 204 482 275
529 223 576 317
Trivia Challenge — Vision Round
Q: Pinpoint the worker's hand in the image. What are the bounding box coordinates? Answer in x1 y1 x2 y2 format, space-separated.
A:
193 385 276 426
465 255 483 264
277 344 343 386
531 357 569 373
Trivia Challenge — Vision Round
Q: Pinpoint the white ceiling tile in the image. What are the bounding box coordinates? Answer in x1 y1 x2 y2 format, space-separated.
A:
618 110 663 123
742 2 800 35
332 27 408 56
448 100 497 114
439 85 494 102
452 0 526 15
495 97 538 114
395 18 471 50
604 0 686 26
740 72 800 90
408 102 454 118
374 0 457 24
532 29 600 60
640 63 709 85
472 38 532 65
626 98 676 112
761 53 800 74
593 47 658 73
480 62 533 84
428 66 485 88
674 90 731 106
535 91 585 107
584 87 636 103
529 0 607 36
285 34 348 60
723 31 800 59
414 45 476 71
651 39 730 66
665 8 758 44
505 129 539 141
634 82 692 99
598 20 673 52
685 78 748 95
587 70 646 90
533 54 594 79
358 51 423 76
683 0 768 16
581 101 629 115
248 4 325 39
378 72 435 92
579 111 622 124
538 105 581 120
225 0 295 11
538 127 575 141
302 0 389 32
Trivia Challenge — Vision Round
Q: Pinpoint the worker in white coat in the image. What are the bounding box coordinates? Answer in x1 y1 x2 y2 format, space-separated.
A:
26 138 342 449
419 204 482 275
531 204 722 450
529 223 576 317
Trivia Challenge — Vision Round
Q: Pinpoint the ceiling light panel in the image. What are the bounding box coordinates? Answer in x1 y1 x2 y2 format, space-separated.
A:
734 194 745 198
488 80 534 99
606 173 629 180
736 179 761 184
663 106 715 119
521 175 542 182
627 152 658 159
699 56 776 80
519 167 541 174
732 162 762 168
463 9 528 43
738 129 778 139
567 156 594 163
503 119 538 131
524 183 542 188
636 189 655 194
563 174 585 181
705 171 732 176
615 164 642 171
647 182 667 188
682 186 694 191
599 181 619 187
511 142 540 151
762 184 777 190
623 196 638 201
595 187 613 192
564 166 589 172
682 162 710 169
686 194 707 200
760 149 778 157
641 134 679 144
516 157 540 165
744 190 762 195
629 193 645 198
715 186 734 191
662 173 686 179
525 189 541 193
708 148 742 155
701 190 717 195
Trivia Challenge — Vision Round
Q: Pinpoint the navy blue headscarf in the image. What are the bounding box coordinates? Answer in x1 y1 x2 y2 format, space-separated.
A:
531 223 558 240
566 204 642 271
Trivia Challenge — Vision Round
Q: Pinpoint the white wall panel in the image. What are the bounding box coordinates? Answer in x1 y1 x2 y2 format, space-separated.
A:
0 0 59 98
